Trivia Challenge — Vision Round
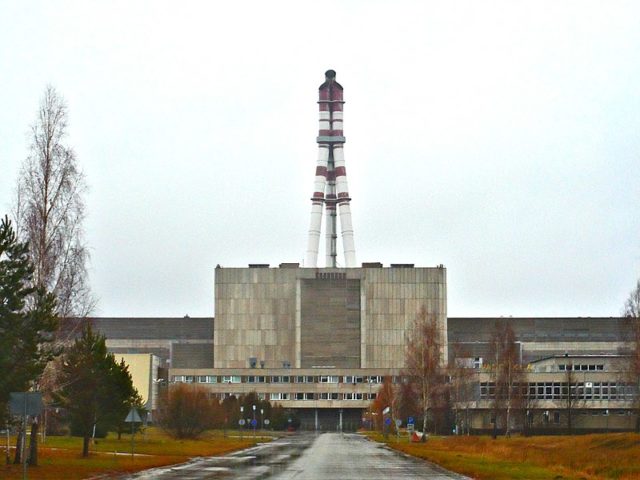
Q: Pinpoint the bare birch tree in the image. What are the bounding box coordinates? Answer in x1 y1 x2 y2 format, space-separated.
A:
559 357 580 434
404 306 443 434
448 345 476 435
488 320 523 438
14 85 94 324
13 86 94 461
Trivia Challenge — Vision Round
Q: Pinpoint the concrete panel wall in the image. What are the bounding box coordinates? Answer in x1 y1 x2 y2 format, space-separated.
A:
214 266 447 370
362 267 447 368
300 278 360 368
172 343 214 368
214 268 297 368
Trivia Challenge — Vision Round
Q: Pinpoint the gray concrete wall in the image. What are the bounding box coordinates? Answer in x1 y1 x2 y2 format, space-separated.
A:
300 277 361 368
214 266 447 371
214 267 298 368
361 266 447 368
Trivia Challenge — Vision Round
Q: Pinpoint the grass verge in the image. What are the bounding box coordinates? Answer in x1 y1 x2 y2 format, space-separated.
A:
367 431 640 480
1 427 267 480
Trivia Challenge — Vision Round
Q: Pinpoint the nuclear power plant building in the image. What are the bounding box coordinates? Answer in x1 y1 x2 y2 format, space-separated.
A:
86 70 635 432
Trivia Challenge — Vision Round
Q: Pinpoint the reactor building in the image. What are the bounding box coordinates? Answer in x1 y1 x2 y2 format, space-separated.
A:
170 70 447 429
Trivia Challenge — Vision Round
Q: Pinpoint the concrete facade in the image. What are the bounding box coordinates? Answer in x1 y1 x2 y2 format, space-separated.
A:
213 265 447 371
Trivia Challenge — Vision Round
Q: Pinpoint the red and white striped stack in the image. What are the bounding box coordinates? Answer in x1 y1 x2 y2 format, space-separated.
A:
305 70 356 268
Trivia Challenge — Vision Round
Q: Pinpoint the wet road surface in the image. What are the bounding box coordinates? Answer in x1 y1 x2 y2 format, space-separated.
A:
115 433 469 480
270 433 469 480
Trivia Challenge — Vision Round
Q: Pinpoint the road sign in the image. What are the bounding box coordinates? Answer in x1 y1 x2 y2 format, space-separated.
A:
239 419 246 426
9 392 43 416
384 417 392 426
251 419 258 427
407 416 414 424
395 419 402 428
382 406 390 415
264 419 270 425
124 407 142 423
407 423 415 432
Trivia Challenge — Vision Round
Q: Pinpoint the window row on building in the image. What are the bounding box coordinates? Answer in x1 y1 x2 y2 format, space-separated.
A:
479 381 635 401
202 391 378 401
171 375 385 385
558 363 605 371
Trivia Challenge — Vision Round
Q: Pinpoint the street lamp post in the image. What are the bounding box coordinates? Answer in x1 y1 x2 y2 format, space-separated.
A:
260 408 264 431
252 405 256 438
240 406 244 440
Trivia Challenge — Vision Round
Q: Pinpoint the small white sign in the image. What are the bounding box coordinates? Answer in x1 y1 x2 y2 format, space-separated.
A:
382 406 390 415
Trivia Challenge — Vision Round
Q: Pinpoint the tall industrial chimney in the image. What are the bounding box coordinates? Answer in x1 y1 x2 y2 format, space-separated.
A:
305 70 357 268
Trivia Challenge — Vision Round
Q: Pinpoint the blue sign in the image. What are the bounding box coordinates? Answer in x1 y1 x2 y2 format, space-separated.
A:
251 419 258 427
407 416 414 424
384 417 392 426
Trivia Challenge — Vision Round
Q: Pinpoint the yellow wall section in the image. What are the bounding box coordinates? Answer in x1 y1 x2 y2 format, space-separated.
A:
118 354 151 405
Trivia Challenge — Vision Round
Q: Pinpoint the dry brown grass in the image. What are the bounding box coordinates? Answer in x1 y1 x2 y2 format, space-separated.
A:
370 432 640 480
1 428 263 480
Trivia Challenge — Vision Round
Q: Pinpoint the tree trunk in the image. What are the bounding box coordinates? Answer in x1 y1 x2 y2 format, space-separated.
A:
28 417 38 466
82 435 90 458
491 411 498 440
422 408 428 435
13 428 23 464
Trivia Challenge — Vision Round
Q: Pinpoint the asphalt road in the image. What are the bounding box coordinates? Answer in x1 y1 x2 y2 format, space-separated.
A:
116 433 469 480
271 433 469 480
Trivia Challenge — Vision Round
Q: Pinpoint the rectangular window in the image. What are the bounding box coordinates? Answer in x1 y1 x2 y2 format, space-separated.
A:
172 375 185 383
222 376 241 384
319 376 339 383
270 393 290 401
553 412 560 424
369 393 377 400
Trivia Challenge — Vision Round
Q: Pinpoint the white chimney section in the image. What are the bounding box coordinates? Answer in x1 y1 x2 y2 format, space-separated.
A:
305 70 357 268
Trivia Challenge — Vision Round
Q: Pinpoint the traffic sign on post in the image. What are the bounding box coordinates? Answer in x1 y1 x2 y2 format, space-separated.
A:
238 419 246 426
124 407 142 423
124 407 141 459
384 417 392 426
407 416 414 424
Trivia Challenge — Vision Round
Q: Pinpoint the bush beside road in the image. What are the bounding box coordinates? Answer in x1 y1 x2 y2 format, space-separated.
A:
1 427 266 480
368 431 640 479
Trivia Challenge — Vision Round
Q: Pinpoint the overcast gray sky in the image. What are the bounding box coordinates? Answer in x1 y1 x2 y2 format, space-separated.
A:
1 1 639 318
